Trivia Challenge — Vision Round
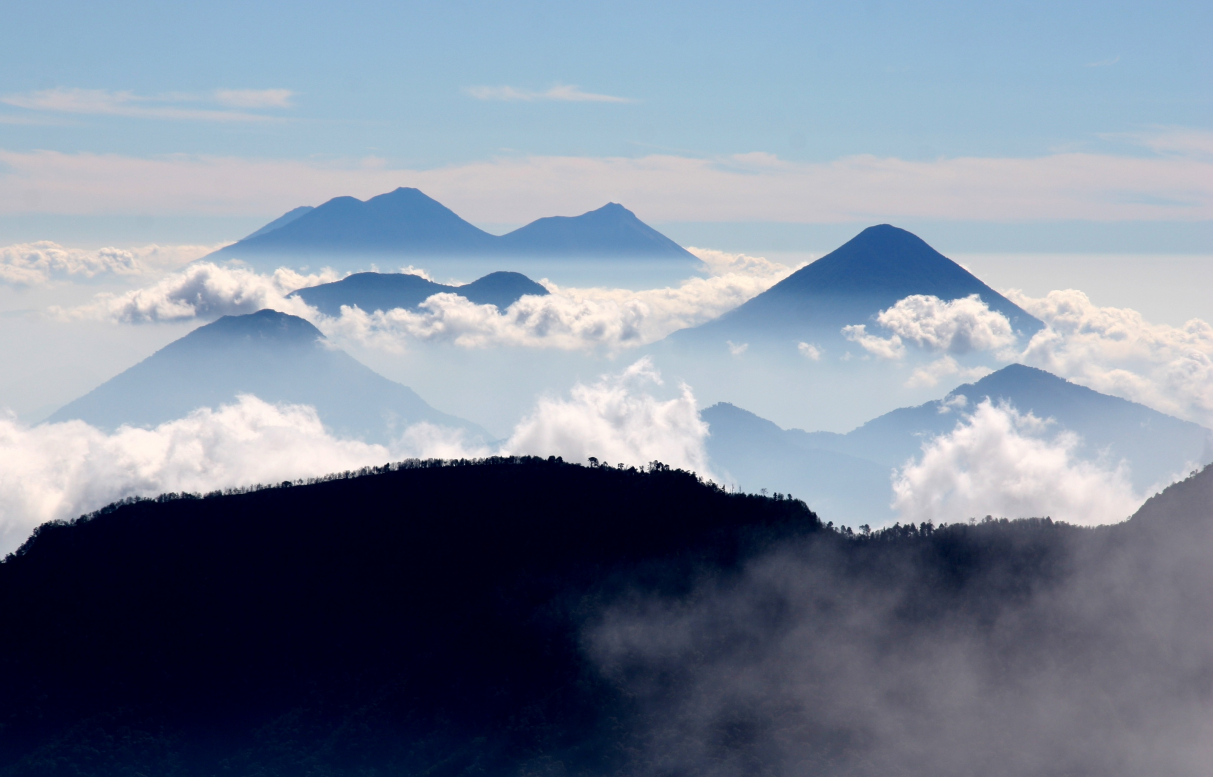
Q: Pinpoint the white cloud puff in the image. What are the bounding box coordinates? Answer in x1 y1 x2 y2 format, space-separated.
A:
892 400 1143 526
502 358 713 477
905 356 992 388
0 396 396 555
842 325 905 360
797 342 823 361
874 294 1017 355
1009 289 1213 428
0 241 215 286
60 261 337 323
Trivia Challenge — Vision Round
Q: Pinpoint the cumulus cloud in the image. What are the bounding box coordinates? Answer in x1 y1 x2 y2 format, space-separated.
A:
0 241 215 286
319 249 795 352
463 84 632 103
502 358 713 477
893 400 1144 526
59 261 337 323
1009 289 1213 428
0 396 396 554
0 360 712 554
844 294 1017 361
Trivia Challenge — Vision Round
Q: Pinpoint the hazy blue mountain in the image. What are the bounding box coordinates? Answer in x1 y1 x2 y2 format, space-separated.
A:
211 188 695 272
290 270 549 317
496 202 696 259
239 205 315 241
669 224 1042 346
703 402 893 524
795 364 1212 493
46 309 488 444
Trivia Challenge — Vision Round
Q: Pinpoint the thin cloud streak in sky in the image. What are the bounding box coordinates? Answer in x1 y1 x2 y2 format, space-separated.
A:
0 88 292 122
1 132 1210 221
464 83 632 103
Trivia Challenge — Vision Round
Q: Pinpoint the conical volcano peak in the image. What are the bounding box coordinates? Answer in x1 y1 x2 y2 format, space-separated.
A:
187 309 325 347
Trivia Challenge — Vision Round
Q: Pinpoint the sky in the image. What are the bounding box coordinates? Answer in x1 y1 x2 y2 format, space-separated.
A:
0 0 1209 251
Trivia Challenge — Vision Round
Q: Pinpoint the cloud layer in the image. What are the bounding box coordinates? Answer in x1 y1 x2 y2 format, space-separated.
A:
893 400 1143 526
464 84 631 103
3 131 1210 221
1 88 293 122
0 241 216 286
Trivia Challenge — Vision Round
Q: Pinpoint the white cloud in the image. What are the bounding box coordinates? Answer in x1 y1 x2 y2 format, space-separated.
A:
842 325 905 360
798 342 823 361
874 294 1017 355
0 360 713 554
501 358 713 477
2 132 1210 221
319 251 795 352
0 88 284 123
905 356 992 388
0 396 396 555
0 241 217 286
1009 288 1213 427
727 341 749 357
213 88 295 108
464 83 632 103
892 400 1144 526
58 261 336 323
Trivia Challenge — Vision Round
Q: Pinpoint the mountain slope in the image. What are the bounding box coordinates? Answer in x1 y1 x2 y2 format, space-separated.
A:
671 224 1042 345
240 205 315 241
290 270 549 316
45 309 486 443
497 202 697 259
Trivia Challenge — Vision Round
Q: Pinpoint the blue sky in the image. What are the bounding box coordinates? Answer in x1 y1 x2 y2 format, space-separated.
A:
0 0 1210 249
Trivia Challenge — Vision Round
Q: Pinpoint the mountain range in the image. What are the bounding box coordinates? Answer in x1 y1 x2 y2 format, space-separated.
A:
290 270 549 317
46 309 487 444
211 188 697 272
705 364 1213 524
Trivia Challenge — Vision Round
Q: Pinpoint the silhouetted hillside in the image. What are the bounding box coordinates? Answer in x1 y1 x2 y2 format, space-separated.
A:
291 270 549 316
0 458 1210 775
46 309 487 443
670 225 1042 346
211 189 695 272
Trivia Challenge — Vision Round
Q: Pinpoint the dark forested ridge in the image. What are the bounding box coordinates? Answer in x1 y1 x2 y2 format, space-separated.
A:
1 458 1211 776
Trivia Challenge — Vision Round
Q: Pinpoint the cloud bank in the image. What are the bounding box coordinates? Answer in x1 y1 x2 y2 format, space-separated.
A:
893 400 1143 526
2 130 1210 221
1 87 293 122
0 241 216 286
464 84 632 103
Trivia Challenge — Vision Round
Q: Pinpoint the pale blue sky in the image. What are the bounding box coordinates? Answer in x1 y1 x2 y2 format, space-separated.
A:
0 0 1210 249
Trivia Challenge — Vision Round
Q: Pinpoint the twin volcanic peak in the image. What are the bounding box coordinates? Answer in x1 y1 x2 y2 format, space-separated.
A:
290 270 549 317
212 187 697 271
46 309 487 444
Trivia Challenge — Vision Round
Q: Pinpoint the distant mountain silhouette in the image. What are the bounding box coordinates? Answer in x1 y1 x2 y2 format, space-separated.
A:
1 457 1211 774
290 270 549 317
46 309 487 443
704 364 1212 523
797 364 1212 493
496 202 694 258
670 225 1042 345
211 188 696 271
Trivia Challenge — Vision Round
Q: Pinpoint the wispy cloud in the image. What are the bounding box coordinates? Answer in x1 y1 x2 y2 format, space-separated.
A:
464 83 632 103
1084 55 1120 67
1 128 1210 221
0 87 295 122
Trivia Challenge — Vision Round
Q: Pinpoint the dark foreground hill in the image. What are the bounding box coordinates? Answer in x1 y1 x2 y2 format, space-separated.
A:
290 270 549 317
1 458 1211 776
46 309 487 444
